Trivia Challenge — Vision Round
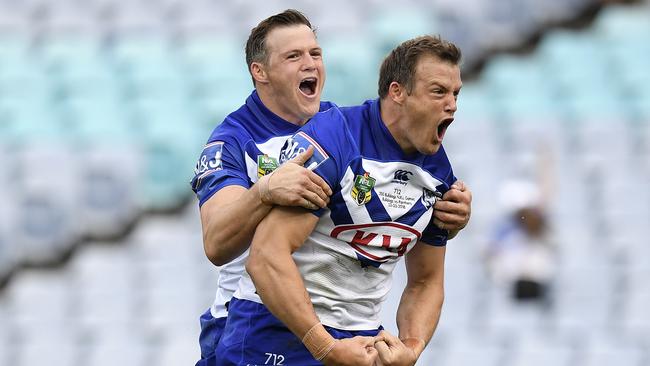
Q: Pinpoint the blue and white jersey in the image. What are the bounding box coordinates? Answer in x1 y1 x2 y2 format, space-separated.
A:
190 90 335 319
235 99 456 330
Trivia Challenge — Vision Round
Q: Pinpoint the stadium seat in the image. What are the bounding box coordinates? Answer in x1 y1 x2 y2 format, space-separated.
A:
76 146 142 238
7 144 81 265
508 332 575 366
369 5 439 55
0 1 648 365
319 36 380 105
436 331 506 366
580 332 646 366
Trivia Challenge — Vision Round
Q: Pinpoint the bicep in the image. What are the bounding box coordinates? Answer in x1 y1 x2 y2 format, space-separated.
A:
199 185 247 227
405 242 446 285
254 206 319 253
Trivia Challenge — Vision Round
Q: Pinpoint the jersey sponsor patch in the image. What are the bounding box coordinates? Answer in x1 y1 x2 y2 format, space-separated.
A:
330 222 420 267
194 141 224 178
257 154 279 178
351 172 375 205
279 131 329 171
421 187 442 209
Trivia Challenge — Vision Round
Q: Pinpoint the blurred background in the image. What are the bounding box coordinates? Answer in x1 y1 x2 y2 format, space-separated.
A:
0 0 649 365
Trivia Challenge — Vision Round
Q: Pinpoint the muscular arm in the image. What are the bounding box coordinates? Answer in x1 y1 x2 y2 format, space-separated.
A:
200 184 273 266
199 147 332 266
246 206 321 336
396 243 446 357
246 207 377 365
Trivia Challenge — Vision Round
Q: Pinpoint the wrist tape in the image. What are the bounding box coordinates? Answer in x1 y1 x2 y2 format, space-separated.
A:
302 323 337 361
258 172 274 205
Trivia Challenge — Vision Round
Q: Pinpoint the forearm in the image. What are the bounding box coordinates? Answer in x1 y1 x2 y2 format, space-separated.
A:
247 243 320 338
246 207 323 339
396 279 444 356
202 182 272 266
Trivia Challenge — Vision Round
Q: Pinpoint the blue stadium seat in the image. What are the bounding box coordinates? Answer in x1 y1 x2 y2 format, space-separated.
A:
369 6 439 55
319 36 380 105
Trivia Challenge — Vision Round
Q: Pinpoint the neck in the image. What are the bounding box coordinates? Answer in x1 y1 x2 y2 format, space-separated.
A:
379 98 415 154
256 86 305 126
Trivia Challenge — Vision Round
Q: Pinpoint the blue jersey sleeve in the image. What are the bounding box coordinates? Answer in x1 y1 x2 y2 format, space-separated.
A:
278 108 351 216
419 146 457 246
190 131 250 207
420 184 450 246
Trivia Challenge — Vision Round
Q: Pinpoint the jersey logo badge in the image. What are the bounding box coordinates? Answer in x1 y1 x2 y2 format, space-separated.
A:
421 187 442 209
194 141 224 175
257 154 279 178
392 170 413 185
351 172 376 206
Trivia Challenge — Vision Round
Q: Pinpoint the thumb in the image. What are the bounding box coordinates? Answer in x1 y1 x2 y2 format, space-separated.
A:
291 145 314 166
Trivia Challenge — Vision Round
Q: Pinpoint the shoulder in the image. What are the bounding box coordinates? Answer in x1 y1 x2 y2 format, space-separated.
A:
298 105 353 147
204 109 253 146
319 100 338 112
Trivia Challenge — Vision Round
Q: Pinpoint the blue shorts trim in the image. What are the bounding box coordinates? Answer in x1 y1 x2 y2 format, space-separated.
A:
196 308 228 366
215 298 381 366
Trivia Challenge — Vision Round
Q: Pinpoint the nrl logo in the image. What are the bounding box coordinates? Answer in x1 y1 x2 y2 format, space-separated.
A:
257 154 279 178
351 172 376 206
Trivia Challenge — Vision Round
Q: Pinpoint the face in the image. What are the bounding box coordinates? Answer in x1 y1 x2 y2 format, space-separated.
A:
397 55 461 155
254 24 325 125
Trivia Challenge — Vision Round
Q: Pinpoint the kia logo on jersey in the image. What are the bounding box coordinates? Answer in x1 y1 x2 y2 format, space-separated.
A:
330 222 421 265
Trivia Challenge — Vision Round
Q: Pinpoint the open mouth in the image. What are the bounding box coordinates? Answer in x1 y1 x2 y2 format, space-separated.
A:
437 117 454 140
298 77 318 97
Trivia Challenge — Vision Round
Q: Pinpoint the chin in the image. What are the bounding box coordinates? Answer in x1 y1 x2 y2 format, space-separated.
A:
422 144 441 155
306 103 320 116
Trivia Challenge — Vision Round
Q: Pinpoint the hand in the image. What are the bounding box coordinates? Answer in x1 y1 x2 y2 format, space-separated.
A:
373 331 419 366
260 146 333 210
433 179 472 232
322 336 378 366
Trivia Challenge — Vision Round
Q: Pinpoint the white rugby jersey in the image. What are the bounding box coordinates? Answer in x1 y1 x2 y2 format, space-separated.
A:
190 90 335 319
234 99 455 330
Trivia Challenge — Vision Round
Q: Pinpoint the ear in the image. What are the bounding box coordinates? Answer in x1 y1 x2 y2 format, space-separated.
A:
388 81 405 105
250 62 269 84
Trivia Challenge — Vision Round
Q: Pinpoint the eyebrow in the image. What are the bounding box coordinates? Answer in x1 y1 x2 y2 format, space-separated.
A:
428 81 462 92
281 46 322 56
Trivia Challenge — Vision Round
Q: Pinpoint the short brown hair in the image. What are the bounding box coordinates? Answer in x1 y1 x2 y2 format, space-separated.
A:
378 35 461 98
245 9 314 85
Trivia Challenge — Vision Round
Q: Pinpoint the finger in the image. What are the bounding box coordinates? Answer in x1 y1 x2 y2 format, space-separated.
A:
365 347 379 365
433 217 466 231
378 331 401 347
303 175 331 204
451 179 466 191
357 336 378 347
433 200 465 214
307 170 333 196
433 213 466 228
374 331 387 343
441 188 468 203
366 341 382 359
290 146 314 166
297 198 318 211
303 190 328 209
